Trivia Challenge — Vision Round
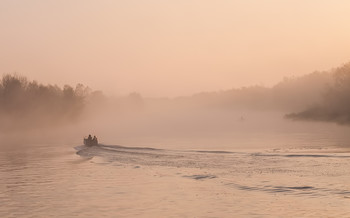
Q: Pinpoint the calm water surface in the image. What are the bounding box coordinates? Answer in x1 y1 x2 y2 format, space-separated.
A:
2 119 350 217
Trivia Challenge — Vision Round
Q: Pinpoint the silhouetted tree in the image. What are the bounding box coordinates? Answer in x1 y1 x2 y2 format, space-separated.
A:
286 62 350 124
0 74 91 130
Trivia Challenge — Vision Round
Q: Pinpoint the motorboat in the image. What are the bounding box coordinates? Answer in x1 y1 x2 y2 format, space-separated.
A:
84 135 98 146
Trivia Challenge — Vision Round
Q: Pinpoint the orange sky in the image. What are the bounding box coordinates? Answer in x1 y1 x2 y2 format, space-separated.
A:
1 0 350 97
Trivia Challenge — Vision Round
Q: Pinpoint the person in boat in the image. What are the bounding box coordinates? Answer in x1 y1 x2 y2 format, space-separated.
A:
84 134 94 146
93 136 98 145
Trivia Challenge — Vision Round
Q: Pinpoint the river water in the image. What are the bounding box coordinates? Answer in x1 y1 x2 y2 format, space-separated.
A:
2 115 350 217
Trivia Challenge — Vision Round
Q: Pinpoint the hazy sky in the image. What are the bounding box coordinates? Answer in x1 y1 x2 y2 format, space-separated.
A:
1 0 350 97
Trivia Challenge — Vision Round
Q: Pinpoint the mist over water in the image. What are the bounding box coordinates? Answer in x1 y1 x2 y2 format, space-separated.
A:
2 1 350 216
2 62 350 217
2 61 350 148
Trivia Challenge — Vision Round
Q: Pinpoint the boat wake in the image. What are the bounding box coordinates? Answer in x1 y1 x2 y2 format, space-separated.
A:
75 144 350 198
75 144 241 169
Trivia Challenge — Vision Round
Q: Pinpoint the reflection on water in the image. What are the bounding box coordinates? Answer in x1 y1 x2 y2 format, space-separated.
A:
2 138 350 217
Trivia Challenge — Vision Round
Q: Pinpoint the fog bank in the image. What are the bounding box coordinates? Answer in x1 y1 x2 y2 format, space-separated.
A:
2 61 350 146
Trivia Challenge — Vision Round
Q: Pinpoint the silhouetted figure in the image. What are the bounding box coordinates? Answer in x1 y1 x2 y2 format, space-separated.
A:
84 134 98 146
93 136 98 145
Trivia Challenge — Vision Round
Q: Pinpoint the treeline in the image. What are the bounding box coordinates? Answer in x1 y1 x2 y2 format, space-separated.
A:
0 74 91 130
286 62 350 124
169 70 331 112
